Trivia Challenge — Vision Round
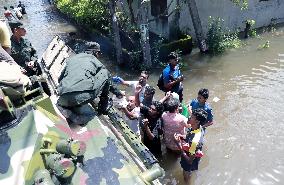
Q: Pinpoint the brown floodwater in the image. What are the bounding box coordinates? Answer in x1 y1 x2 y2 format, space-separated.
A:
1 0 284 184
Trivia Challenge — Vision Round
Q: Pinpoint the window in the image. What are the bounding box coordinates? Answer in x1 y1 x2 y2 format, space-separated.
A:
151 0 167 17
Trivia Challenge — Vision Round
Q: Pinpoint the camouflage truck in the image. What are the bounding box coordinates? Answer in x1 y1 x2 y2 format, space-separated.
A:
0 36 164 185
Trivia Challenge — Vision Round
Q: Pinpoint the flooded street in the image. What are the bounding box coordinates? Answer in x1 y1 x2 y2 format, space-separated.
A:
161 34 284 185
1 0 284 184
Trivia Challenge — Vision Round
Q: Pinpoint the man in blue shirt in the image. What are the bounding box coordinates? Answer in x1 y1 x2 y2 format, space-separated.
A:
188 88 213 128
162 52 184 102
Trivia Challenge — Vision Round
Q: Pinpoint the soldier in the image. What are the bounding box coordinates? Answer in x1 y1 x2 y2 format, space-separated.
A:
66 32 101 58
9 20 51 95
9 20 39 76
85 41 101 58
57 53 123 118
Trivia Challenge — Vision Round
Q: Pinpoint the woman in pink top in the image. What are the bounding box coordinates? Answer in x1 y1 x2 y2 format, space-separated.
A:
162 97 189 151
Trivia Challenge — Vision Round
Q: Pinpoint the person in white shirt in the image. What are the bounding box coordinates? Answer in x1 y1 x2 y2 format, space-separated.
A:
118 96 140 136
10 6 23 19
113 71 149 103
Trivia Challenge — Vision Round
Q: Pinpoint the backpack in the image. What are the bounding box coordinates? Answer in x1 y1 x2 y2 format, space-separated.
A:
157 73 165 92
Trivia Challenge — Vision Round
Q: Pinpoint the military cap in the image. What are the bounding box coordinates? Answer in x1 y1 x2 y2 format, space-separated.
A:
8 20 24 29
85 42 101 52
68 32 77 37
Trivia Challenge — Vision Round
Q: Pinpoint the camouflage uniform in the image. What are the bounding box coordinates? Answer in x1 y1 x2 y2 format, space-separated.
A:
57 53 122 114
10 36 39 76
0 37 165 185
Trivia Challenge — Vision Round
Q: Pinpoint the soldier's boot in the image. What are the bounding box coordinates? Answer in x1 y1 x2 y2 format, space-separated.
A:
97 96 113 115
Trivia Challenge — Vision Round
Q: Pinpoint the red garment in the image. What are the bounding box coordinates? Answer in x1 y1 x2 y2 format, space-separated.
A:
162 112 188 151
4 11 12 17
182 143 204 158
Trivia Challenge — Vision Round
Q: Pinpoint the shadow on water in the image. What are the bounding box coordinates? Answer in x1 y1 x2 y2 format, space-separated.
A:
1 0 284 184
0 132 11 174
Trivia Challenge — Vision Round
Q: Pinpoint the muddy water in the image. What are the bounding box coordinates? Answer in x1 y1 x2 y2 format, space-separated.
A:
161 33 284 185
1 0 79 54
1 0 284 184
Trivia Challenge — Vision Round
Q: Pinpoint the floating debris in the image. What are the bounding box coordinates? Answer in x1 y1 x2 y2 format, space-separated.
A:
213 97 220 102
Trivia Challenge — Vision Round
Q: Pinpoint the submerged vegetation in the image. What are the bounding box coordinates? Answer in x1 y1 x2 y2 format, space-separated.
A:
206 17 242 55
54 0 193 69
55 0 143 69
54 0 273 67
246 19 256 37
258 40 270 50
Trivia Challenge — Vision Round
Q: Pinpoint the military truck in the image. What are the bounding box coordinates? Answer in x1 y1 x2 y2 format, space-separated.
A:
0 36 164 185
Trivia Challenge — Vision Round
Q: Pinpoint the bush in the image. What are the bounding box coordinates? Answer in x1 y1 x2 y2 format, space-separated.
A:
158 35 192 62
54 0 110 34
246 19 257 37
207 17 241 55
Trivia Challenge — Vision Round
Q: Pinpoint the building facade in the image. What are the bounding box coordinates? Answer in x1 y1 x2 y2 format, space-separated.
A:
127 0 284 40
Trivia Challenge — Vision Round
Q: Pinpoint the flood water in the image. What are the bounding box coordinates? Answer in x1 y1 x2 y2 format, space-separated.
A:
1 0 284 184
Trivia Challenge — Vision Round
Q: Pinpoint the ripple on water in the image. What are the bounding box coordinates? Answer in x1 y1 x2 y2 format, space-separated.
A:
251 178 262 185
207 54 284 185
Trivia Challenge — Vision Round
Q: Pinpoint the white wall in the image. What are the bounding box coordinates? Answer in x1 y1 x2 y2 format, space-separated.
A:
148 0 284 39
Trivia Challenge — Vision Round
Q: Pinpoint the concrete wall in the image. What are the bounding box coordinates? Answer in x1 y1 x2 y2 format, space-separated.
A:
147 0 284 39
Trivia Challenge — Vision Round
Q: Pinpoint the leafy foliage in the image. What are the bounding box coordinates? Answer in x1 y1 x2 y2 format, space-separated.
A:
206 17 241 55
116 10 139 36
246 19 257 37
54 0 110 34
258 40 270 50
54 0 193 69
231 0 248 10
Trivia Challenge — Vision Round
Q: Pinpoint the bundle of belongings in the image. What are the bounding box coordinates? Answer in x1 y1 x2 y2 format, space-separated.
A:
0 60 31 95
